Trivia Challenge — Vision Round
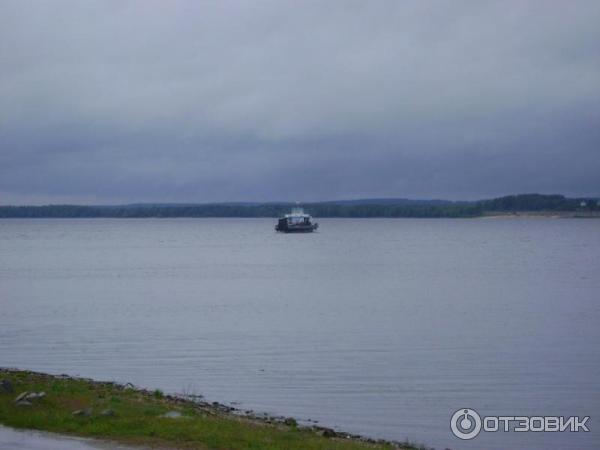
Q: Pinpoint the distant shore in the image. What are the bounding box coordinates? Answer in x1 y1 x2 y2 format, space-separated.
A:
0 194 598 219
481 210 600 219
0 368 428 450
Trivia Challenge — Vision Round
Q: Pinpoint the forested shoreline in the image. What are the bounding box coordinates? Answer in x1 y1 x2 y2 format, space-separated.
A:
0 194 597 218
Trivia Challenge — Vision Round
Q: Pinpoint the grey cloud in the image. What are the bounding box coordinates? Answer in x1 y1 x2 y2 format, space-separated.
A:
1 0 599 204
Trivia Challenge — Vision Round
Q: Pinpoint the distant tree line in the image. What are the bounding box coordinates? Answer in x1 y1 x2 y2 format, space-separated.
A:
478 194 590 211
0 194 597 218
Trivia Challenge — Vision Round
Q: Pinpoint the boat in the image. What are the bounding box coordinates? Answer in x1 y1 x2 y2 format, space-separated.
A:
275 207 319 233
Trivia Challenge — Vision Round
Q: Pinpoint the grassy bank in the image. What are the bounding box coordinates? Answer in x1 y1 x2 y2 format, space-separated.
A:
0 369 423 450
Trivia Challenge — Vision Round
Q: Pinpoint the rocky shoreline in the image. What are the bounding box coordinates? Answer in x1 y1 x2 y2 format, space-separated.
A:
0 368 431 450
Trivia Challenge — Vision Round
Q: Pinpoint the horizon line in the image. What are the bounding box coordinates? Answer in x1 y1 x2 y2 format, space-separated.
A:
1 193 599 208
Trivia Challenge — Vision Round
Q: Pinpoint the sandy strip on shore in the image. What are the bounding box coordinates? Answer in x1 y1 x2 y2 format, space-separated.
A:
0 425 150 450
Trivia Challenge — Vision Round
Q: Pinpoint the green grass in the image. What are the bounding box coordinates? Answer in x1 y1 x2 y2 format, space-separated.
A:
0 369 420 450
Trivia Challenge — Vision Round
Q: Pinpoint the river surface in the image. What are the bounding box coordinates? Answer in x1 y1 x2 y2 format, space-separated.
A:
0 218 598 450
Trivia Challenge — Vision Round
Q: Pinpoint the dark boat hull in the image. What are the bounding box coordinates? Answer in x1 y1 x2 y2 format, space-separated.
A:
276 226 317 233
275 220 318 233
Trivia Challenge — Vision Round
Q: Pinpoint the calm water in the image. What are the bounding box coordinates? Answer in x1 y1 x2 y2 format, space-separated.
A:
1 218 599 450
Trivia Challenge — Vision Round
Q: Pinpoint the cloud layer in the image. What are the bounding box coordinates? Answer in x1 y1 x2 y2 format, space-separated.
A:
1 0 599 204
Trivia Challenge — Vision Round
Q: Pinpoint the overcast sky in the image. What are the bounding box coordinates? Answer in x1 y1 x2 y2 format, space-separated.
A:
1 1 599 204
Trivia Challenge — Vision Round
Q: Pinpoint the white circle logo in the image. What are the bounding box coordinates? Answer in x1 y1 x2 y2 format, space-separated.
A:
450 408 482 440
